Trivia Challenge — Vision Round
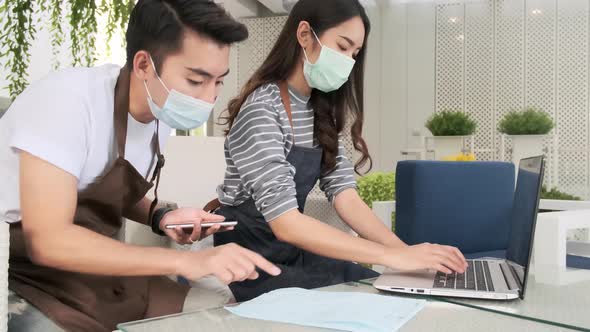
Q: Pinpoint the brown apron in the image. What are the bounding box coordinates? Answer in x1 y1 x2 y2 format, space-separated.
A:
8 68 189 332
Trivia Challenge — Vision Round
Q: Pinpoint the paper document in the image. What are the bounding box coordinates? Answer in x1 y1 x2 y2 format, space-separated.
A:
226 287 426 332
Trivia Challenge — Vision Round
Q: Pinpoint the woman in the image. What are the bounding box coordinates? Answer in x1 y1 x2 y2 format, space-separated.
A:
210 0 468 302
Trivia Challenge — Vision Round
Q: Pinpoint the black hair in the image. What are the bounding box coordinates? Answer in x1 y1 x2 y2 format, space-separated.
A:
125 0 248 70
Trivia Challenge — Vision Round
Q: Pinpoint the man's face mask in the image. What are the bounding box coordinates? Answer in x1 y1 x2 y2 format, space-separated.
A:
144 56 215 130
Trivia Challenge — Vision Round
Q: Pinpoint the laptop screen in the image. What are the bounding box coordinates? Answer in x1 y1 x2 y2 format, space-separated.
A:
505 156 545 297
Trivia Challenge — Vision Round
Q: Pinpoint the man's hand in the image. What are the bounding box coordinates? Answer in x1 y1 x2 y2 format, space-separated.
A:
160 208 230 245
176 244 281 284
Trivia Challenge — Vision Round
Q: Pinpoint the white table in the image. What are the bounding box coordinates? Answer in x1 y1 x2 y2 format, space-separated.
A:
117 281 579 332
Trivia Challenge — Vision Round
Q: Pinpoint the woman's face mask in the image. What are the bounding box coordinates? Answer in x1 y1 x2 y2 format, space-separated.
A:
302 29 356 93
144 56 215 130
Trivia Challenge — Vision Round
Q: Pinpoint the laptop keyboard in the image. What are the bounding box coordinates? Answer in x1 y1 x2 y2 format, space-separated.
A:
433 260 495 292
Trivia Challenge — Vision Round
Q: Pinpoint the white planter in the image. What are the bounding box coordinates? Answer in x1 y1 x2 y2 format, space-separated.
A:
510 135 546 166
372 201 396 231
428 136 468 160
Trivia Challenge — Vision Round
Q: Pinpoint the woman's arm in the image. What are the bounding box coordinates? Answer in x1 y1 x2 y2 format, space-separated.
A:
333 188 406 248
270 209 387 265
269 209 466 274
317 137 405 248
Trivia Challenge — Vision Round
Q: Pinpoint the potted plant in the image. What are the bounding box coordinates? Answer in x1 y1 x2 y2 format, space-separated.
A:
540 186 581 201
358 172 396 232
425 110 477 160
498 107 554 165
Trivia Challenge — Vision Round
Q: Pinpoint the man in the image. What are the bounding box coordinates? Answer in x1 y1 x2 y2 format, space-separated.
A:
0 1 280 331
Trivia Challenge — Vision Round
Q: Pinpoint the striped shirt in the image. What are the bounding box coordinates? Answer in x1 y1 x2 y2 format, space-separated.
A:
217 83 357 222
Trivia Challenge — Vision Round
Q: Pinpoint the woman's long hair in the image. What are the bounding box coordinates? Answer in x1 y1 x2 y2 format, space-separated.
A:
222 0 372 174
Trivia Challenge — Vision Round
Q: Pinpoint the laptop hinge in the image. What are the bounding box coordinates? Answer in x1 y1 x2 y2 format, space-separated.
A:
499 262 520 291
508 263 524 290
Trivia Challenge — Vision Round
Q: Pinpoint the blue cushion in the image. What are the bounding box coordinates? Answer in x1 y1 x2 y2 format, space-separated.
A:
395 161 515 254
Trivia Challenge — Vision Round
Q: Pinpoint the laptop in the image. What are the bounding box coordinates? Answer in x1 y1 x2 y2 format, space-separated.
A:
374 156 545 300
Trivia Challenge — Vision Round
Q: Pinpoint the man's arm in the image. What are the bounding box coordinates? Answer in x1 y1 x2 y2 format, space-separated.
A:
20 151 186 276
125 197 154 226
19 151 280 282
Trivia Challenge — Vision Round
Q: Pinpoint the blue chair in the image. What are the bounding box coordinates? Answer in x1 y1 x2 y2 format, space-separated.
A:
395 160 515 259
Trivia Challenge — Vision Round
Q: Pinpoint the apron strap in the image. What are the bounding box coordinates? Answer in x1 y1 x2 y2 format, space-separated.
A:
204 198 221 213
148 120 165 223
114 68 131 158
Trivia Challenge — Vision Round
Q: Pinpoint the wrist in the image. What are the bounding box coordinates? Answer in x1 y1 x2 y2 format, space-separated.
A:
151 207 174 236
383 238 408 249
174 250 208 280
375 244 393 266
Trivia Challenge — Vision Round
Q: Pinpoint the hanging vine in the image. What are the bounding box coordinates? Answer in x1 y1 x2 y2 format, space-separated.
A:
0 0 37 99
49 0 65 70
68 0 99 67
0 0 136 99
102 0 135 56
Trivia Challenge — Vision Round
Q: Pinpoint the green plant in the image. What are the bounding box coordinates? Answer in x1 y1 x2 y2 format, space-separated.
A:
358 172 396 208
49 0 65 69
68 0 99 66
358 172 396 231
541 186 581 201
101 0 134 57
0 0 134 99
426 110 477 136
498 107 554 135
0 0 36 98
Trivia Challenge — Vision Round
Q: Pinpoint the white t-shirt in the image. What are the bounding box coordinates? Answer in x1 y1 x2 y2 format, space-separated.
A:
0 64 171 223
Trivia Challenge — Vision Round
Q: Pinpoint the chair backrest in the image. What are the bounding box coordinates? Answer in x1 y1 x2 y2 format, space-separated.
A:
395 160 515 254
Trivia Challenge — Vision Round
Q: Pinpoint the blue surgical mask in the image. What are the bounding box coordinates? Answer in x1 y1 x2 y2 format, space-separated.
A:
302 29 356 93
144 56 215 130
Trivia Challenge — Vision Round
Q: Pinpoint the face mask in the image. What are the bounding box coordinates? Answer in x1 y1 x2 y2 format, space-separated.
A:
302 29 356 93
144 56 215 130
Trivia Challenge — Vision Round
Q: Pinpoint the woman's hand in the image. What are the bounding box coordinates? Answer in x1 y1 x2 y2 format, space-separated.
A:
159 208 230 245
379 243 468 274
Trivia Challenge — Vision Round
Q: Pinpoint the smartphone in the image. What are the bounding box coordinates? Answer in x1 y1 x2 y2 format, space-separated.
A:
165 221 238 230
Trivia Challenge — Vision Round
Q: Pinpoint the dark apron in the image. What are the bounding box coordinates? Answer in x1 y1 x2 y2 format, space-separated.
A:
212 82 379 302
8 68 189 332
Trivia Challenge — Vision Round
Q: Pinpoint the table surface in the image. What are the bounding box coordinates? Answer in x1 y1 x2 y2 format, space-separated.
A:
438 272 590 331
118 280 585 332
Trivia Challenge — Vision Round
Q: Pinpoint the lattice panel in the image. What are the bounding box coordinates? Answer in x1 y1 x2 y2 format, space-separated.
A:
526 0 557 187
465 1 494 161
436 3 465 113
264 16 288 55
557 0 589 199
237 18 265 90
437 0 590 202
495 0 526 162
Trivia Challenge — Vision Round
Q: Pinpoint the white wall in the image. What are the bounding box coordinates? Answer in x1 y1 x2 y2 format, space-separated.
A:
357 3 383 171
431 0 590 198
376 1 436 172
